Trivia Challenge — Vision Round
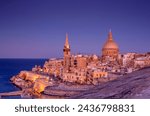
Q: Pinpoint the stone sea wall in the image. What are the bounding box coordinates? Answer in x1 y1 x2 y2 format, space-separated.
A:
11 71 53 98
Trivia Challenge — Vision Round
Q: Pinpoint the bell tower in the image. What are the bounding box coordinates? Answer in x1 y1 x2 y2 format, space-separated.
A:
63 33 71 71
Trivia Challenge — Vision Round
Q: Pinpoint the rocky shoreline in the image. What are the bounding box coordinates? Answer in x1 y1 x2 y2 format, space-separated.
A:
9 67 150 99
10 70 96 98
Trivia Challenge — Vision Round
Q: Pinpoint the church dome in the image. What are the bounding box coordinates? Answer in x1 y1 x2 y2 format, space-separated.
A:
103 39 118 49
102 30 119 50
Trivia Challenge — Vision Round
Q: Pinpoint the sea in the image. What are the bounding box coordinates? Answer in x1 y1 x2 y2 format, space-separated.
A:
0 59 47 99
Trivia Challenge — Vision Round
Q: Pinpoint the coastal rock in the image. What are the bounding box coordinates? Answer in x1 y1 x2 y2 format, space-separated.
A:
11 75 33 89
44 83 94 97
69 67 150 99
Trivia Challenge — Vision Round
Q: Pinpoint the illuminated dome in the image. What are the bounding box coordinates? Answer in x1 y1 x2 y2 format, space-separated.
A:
103 30 119 49
102 30 119 58
103 39 119 49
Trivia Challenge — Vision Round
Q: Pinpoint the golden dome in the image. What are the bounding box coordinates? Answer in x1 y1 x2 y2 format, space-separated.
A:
103 30 119 50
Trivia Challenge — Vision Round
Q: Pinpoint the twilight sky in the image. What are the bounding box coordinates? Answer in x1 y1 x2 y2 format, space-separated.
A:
0 0 150 58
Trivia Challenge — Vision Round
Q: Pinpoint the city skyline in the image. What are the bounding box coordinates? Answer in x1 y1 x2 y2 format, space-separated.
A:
0 0 150 58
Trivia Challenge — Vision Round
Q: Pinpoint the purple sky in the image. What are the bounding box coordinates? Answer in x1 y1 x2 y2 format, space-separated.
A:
0 0 150 58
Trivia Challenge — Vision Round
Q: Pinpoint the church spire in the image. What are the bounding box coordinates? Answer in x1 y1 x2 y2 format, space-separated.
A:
65 33 70 48
63 33 71 71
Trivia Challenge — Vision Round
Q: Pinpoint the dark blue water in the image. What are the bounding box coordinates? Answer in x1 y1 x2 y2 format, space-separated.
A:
0 59 47 95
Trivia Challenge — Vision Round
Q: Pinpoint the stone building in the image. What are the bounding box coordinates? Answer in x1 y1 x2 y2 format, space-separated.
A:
76 56 87 69
43 59 63 77
63 69 87 84
91 68 108 78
